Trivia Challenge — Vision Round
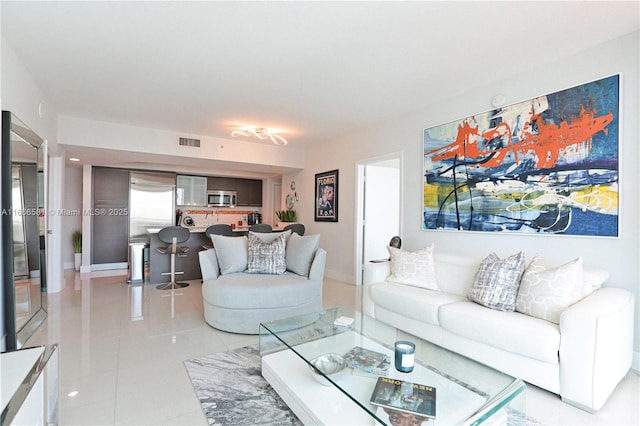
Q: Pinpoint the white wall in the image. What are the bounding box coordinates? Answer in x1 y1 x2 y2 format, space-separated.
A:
62 168 82 269
301 32 640 357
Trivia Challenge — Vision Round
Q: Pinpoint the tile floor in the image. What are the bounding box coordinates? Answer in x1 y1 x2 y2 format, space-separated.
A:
25 270 639 425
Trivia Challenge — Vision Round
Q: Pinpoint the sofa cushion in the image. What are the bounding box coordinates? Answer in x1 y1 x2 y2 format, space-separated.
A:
211 235 248 275
439 300 560 363
202 273 318 310
371 281 465 326
387 245 439 291
247 232 286 274
286 233 320 277
468 251 525 311
516 256 584 324
433 253 482 296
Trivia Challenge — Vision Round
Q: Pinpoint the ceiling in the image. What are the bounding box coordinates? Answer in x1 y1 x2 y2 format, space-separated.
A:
2 1 639 169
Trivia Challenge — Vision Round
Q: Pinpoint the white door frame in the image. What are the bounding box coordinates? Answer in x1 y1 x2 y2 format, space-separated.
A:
354 151 403 285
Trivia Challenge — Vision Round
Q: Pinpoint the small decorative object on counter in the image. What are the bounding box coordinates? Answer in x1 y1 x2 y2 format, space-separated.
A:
394 340 415 373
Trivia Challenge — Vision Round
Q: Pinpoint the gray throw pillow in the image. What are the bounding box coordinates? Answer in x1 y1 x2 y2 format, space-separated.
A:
468 251 525 311
285 233 320 277
211 235 248 275
247 232 287 274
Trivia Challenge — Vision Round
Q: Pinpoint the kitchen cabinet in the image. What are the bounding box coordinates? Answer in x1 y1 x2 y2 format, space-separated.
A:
177 175 207 206
92 167 129 264
235 178 262 206
207 177 262 206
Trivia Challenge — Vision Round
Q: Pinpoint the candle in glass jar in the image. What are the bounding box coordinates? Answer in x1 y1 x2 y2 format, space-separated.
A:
394 341 415 373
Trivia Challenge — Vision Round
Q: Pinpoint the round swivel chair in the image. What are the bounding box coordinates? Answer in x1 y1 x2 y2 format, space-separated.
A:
156 226 191 290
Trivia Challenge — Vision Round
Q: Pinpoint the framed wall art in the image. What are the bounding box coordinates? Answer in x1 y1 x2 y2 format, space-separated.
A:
423 74 619 237
315 169 339 222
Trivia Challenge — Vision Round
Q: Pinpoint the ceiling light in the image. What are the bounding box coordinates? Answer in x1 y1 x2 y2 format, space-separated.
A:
231 127 287 146
69 157 80 162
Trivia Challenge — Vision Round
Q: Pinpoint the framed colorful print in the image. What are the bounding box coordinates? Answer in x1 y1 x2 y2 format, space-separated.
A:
423 74 619 237
315 169 339 222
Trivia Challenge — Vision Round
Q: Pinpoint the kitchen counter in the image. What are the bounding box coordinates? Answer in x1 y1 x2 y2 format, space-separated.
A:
148 229 211 284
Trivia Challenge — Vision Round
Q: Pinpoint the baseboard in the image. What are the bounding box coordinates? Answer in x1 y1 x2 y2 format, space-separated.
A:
324 268 353 284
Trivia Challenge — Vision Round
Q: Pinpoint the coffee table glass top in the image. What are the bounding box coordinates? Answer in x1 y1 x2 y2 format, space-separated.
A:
259 307 526 425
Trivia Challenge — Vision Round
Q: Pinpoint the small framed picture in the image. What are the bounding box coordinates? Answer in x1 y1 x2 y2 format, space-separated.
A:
315 169 338 222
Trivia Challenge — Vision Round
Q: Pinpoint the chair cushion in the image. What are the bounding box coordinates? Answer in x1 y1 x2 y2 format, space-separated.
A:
202 273 319 310
211 235 248 275
285 233 320 277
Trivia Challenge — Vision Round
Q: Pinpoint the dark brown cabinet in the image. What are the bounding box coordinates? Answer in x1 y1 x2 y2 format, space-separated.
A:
207 177 262 206
92 167 129 264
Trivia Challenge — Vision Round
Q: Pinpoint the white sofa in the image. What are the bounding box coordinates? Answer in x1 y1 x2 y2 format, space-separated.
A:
363 251 634 413
198 231 326 334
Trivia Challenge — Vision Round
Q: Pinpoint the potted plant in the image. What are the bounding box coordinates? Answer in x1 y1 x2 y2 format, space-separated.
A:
72 230 82 271
275 210 297 228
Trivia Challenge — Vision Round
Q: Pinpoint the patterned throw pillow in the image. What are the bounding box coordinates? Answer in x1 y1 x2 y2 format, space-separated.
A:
386 245 439 291
468 252 525 311
515 256 584 324
247 232 286 275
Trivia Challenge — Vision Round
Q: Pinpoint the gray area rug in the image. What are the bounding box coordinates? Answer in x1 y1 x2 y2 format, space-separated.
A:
185 345 544 426
184 345 301 425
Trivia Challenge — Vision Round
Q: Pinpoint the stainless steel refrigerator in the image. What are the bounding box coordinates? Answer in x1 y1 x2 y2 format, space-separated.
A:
129 171 176 244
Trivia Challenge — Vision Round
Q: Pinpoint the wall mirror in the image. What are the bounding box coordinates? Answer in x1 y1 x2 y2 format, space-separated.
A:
2 111 46 351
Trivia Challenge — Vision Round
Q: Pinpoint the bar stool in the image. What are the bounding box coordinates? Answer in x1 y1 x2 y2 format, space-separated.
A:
156 226 190 290
249 224 272 233
202 224 234 250
283 223 305 236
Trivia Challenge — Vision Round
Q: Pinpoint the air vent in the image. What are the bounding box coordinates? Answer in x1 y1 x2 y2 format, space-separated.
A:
179 137 200 147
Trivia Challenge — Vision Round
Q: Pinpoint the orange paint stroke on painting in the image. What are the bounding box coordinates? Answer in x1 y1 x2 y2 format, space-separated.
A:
426 106 613 171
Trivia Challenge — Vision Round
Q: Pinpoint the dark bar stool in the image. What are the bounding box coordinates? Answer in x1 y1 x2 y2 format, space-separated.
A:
283 223 305 236
202 224 234 250
156 226 190 290
249 224 272 233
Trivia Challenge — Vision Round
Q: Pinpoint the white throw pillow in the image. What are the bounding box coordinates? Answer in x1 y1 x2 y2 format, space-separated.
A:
386 245 439 291
247 232 286 275
468 252 525 312
515 256 584 324
248 229 291 244
210 235 248 275
285 233 320 277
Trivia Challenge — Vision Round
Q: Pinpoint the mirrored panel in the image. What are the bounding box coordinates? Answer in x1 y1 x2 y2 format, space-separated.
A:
2 111 46 351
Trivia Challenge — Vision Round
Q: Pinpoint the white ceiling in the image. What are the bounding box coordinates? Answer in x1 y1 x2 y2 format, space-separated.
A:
2 1 639 164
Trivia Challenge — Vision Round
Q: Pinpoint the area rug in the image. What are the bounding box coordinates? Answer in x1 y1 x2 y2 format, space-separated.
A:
184 345 544 426
184 345 301 425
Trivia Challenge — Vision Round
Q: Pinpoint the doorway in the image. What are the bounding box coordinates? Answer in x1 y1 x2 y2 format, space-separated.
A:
355 152 402 285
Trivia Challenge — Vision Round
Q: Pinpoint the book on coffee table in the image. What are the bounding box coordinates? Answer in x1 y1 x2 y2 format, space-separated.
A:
370 377 436 419
343 346 388 374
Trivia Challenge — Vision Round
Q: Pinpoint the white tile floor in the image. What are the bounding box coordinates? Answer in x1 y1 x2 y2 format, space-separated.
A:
26 270 639 425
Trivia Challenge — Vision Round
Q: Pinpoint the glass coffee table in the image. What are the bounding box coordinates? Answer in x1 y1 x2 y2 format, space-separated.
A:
259 307 526 425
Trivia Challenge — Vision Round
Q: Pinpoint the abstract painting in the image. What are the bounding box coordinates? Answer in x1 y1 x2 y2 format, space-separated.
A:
423 75 619 236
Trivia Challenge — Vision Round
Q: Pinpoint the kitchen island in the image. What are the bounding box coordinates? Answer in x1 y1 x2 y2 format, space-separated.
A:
148 227 247 285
